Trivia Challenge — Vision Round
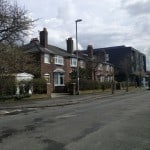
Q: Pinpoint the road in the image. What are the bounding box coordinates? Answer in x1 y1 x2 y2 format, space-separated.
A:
0 90 150 150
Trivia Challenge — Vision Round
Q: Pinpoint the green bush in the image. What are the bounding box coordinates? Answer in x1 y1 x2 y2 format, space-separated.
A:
32 78 47 94
0 76 16 96
0 94 31 101
100 82 112 91
66 79 100 91
0 95 14 101
80 79 100 90
14 94 30 100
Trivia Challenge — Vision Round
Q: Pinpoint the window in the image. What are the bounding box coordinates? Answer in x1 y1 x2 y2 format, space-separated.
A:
98 64 103 70
80 60 84 68
99 76 105 82
70 58 77 67
44 73 50 83
106 65 110 71
44 54 50 64
54 55 64 65
54 73 64 86
110 66 113 72
105 54 109 62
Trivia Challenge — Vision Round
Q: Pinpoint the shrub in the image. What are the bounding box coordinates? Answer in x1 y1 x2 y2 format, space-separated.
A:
32 78 47 94
80 79 100 90
0 76 16 96
66 79 100 91
14 94 30 100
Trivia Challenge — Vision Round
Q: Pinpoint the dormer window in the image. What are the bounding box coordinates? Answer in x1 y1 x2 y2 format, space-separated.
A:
54 55 64 65
44 53 50 64
70 58 77 67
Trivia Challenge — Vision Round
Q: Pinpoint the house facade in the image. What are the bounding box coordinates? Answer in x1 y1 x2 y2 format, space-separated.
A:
92 46 147 86
23 28 80 92
80 45 114 83
23 28 115 93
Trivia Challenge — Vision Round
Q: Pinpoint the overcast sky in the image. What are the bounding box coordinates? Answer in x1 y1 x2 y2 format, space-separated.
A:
16 0 150 70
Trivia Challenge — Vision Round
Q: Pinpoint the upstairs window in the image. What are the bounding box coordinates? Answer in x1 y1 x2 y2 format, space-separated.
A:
80 60 84 68
44 54 50 64
106 65 110 71
70 58 77 67
110 66 113 72
54 55 64 65
98 64 103 70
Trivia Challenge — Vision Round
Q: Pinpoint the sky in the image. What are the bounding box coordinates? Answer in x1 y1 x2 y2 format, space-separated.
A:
16 0 150 70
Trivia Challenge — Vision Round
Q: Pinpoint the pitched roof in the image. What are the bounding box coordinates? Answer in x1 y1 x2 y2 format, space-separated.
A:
22 40 76 58
47 45 75 57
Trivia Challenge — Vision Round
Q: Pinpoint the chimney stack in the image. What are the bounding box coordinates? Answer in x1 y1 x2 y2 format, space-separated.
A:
66 37 73 54
40 28 48 47
87 45 93 58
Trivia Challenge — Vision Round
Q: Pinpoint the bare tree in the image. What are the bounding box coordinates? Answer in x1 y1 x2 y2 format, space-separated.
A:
86 51 105 80
0 0 39 76
0 46 40 76
0 0 34 45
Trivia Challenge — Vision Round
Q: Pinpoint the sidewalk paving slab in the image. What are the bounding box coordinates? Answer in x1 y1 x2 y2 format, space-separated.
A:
0 88 147 113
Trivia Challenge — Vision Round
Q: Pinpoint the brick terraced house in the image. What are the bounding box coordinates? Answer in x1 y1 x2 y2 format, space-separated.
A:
80 45 114 82
23 28 114 93
23 28 86 92
89 46 147 86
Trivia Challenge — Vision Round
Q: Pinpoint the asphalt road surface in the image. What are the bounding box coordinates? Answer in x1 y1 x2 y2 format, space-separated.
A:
0 90 150 150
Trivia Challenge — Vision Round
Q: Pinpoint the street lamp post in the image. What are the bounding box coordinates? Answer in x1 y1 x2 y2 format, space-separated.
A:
75 19 82 95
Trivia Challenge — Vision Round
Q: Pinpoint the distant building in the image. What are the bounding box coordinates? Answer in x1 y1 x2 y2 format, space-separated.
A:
80 45 114 82
86 46 147 86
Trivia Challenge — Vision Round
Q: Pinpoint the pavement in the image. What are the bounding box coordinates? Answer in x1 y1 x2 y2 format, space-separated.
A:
0 88 148 115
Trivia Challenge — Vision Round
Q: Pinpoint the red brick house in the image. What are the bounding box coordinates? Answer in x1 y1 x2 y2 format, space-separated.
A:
23 28 85 92
23 28 114 93
80 45 114 82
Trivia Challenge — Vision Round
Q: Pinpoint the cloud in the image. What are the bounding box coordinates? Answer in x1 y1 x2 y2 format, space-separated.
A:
121 0 150 16
57 0 76 21
16 0 150 70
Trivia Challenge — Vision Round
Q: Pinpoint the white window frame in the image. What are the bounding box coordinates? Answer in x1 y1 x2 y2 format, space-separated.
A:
80 60 84 68
98 63 103 70
54 55 64 65
54 73 64 86
99 76 105 82
110 66 113 72
70 58 77 67
44 53 50 64
106 65 110 71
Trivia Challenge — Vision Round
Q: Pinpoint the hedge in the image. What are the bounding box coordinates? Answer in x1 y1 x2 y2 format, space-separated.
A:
32 78 47 94
0 76 16 96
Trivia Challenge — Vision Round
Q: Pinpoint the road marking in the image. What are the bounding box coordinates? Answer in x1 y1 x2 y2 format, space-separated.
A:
0 110 10 115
